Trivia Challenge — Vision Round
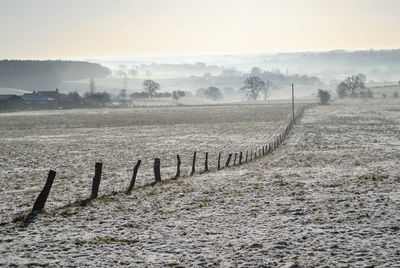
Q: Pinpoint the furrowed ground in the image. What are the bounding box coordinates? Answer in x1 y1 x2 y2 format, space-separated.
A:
0 98 399 267
0 103 298 222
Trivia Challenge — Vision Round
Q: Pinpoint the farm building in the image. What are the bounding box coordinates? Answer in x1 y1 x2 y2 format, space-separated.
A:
37 88 61 102
22 92 55 107
0 94 24 110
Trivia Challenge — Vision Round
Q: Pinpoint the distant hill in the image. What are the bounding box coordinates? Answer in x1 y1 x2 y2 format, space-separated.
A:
0 60 111 91
0 87 31 95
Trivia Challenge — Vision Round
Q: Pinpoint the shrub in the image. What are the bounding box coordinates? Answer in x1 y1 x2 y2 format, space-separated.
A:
317 89 331 105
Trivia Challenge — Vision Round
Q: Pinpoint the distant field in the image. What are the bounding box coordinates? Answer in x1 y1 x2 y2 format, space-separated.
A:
0 102 301 222
367 85 400 97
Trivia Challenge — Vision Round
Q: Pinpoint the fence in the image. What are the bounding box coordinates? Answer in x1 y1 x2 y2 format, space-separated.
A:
17 103 313 226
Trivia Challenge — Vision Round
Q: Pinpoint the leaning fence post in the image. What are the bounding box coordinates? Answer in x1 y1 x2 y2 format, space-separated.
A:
246 151 248 162
190 152 196 176
233 153 237 165
262 146 265 156
90 162 103 199
31 170 56 214
126 160 141 195
174 154 181 180
204 152 209 172
225 154 232 167
239 152 243 165
217 152 221 170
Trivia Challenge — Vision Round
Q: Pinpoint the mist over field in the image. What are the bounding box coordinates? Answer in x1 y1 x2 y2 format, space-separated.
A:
1 50 400 101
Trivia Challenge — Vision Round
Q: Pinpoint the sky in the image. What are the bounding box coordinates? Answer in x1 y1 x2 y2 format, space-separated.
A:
1 0 399 59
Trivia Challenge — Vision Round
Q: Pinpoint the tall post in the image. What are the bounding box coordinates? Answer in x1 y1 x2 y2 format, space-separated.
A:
190 152 196 176
174 155 181 180
204 152 209 172
245 151 248 162
90 162 103 199
239 152 243 165
126 160 141 195
217 152 221 170
233 153 237 165
292 83 295 122
154 158 161 183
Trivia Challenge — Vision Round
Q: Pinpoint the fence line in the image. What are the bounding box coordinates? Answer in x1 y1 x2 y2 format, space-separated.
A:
16 103 313 226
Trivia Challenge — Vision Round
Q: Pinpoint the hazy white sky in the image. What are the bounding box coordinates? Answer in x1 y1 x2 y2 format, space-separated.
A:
1 0 399 59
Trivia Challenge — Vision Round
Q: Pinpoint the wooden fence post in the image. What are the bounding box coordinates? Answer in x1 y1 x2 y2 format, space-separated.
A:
126 160 141 195
246 151 248 162
90 162 103 199
233 153 237 165
154 158 161 183
205 152 209 172
225 154 232 167
31 170 56 214
174 154 181 180
262 146 265 156
250 150 253 160
190 152 196 176
239 152 243 164
217 152 221 170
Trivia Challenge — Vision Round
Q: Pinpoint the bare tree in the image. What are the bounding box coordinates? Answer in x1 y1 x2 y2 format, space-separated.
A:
240 77 266 101
116 70 126 78
204 86 223 100
172 91 179 102
336 74 366 98
129 68 138 79
118 88 128 106
89 78 96 95
146 70 152 79
250 66 263 77
143 79 160 98
262 80 272 100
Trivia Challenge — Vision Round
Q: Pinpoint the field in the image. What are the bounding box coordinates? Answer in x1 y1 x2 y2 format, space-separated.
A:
0 103 299 223
0 97 399 267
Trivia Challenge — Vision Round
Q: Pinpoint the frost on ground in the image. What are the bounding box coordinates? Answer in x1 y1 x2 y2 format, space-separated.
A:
0 99 399 267
0 104 295 222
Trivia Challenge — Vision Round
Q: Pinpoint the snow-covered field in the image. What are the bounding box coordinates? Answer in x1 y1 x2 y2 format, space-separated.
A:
0 103 297 223
1 98 399 267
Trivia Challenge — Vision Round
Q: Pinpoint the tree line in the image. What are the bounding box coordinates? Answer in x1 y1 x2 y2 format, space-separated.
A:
0 60 111 91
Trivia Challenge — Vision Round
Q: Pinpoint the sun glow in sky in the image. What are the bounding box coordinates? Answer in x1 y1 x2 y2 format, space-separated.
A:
1 0 399 59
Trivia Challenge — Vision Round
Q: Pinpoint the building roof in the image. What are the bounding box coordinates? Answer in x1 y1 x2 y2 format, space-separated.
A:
38 89 60 99
0 94 16 101
22 94 53 102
